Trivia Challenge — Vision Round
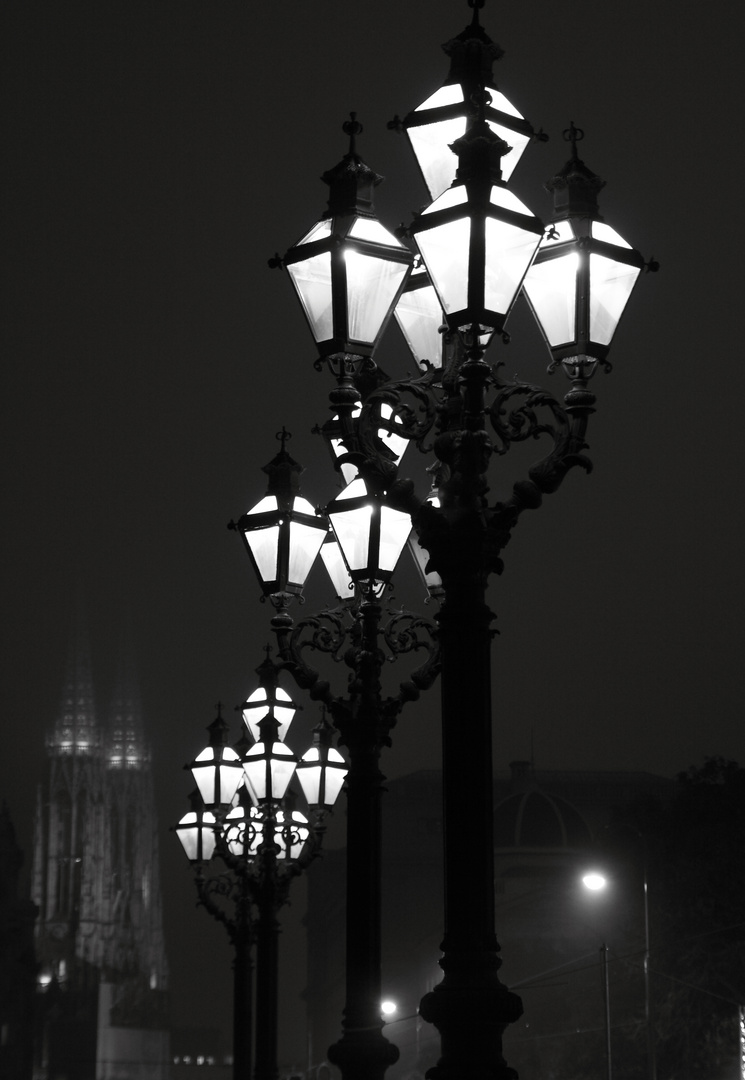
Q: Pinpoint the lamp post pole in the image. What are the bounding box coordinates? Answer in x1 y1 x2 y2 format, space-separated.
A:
601 943 612 1080
642 857 656 1080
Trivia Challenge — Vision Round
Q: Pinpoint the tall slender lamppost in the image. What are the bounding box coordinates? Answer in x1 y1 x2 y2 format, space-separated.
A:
174 673 346 1080
226 3 656 1079
583 835 657 1080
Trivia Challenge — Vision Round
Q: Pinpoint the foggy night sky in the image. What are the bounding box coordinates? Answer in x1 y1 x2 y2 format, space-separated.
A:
1 0 743 1062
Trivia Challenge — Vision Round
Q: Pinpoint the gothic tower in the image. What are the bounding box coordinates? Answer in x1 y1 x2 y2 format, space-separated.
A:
32 620 169 1080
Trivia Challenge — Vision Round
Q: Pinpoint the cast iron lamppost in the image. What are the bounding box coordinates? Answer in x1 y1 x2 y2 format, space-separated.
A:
174 668 346 1080
583 830 657 1080
230 3 656 1080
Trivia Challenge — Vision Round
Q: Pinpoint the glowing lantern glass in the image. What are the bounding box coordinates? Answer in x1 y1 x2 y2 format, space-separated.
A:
174 800 218 864
188 711 245 810
326 477 411 589
296 718 347 810
408 488 444 601
394 260 446 370
522 127 646 369
320 533 356 601
281 116 413 361
410 115 543 339
391 7 537 200
240 655 299 744
243 739 297 806
229 431 327 603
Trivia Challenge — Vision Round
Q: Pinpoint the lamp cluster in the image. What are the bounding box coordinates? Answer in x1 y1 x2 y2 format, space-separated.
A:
175 659 346 870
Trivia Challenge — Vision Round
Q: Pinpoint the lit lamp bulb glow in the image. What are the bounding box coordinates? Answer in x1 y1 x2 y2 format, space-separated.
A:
582 870 608 892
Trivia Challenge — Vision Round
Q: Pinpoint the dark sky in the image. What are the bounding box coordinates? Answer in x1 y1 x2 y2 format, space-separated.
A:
1 0 743 1064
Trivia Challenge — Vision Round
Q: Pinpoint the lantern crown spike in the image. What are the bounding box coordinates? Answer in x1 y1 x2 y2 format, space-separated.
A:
449 88 512 185
261 428 304 503
321 113 384 218
206 704 231 749
443 0 504 88
545 123 606 221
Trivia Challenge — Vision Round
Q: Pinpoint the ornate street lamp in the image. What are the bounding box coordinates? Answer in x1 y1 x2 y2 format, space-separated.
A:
186 706 245 811
325 476 412 592
174 790 218 864
274 114 414 368
408 93 544 342
389 0 540 199
523 124 651 376
175 686 347 1080
227 429 328 610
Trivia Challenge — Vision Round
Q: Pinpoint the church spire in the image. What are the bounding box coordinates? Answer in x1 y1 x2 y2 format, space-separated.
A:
107 632 148 769
50 605 100 757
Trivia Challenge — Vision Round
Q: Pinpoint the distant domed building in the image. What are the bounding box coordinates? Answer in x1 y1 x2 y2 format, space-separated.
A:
305 761 673 1080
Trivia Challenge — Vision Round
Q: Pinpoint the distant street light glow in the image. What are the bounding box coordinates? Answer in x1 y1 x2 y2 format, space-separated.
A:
582 871 608 892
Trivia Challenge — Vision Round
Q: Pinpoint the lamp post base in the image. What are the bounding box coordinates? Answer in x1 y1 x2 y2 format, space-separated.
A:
327 1027 400 1080
419 955 523 1080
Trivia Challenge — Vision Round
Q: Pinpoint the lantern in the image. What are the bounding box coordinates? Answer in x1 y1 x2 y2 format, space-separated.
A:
296 715 348 811
390 6 537 200
240 654 300 743
187 709 245 810
522 125 647 370
229 430 327 604
409 106 543 340
279 115 413 362
174 793 218 864
326 477 411 590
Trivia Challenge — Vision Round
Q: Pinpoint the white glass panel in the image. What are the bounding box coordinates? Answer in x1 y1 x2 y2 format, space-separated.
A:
242 686 294 742
192 746 243 807
192 747 218 806
297 748 322 805
346 253 409 344
523 252 579 346
245 525 280 583
176 811 216 862
490 185 535 217
422 185 467 215
349 217 407 248
489 88 524 120
296 219 332 246
589 254 640 345
409 117 464 201
243 742 296 803
592 221 633 249
394 277 444 368
288 519 326 585
287 251 333 343
484 216 542 317
247 495 278 515
294 496 317 515
332 503 372 572
320 536 355 599
416 218 470 314
275 810 310 861
414 84 464 111
379 505 412 573
410 86 527 197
